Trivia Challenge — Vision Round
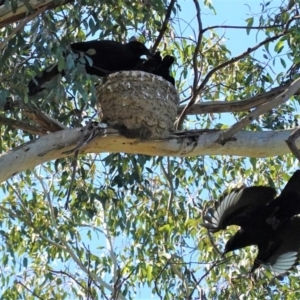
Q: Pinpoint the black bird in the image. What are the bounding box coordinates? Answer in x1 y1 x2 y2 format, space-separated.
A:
136 51 162 72
201 186 277 232
152 55 175 85
202 170 300 275
251 216 300 275
28 40 152 96
136 52 175 85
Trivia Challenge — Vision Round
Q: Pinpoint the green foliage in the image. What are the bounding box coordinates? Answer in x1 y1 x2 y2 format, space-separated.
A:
1 0 300 299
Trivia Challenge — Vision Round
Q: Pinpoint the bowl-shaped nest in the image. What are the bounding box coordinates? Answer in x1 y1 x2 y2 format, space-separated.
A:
96 71 179 139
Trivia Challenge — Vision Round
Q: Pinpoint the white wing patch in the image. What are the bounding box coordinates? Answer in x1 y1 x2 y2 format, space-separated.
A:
263 251 298 275
202 188 244 231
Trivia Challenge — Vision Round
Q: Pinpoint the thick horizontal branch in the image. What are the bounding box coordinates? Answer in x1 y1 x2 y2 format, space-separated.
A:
0 126 298 183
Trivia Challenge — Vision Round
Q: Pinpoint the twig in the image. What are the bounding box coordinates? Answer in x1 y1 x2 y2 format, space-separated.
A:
216 77 300 145
64 149 79 209
170 258 193 298
187 259 226 299
192 0 203 90
64 116 102 209
159 159 174 220
0 6 47 51
175 15 300 129
201 24 287 35
154 258 170 299
33 170 121 298
176 82 300 115
0 115 47 135
152 0 176 52
102 210 118 284
23 107 68 132
17 281 44 300
49 269 91 295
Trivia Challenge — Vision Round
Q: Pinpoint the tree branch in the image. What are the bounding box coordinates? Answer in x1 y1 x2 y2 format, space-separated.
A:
175 15 300 129
0 115 47 135
0 5 47 50
0 126 299 184
215 77 300 144
0 0 73 28
152 0 176 52
177 82 299 115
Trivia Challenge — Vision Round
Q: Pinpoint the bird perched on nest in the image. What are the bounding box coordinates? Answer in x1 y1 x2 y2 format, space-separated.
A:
136 51 175 85
28 40 152 96
201 170 300 276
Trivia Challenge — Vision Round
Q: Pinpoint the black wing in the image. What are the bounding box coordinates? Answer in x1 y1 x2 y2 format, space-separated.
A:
70 40 147 73
252 216 300 275
201 186 276 232
267 170 300 227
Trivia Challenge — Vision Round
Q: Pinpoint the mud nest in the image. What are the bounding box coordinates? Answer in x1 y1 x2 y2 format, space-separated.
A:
96 71 179 139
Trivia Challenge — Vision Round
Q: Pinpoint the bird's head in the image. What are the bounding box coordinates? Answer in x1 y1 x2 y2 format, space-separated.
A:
162 55 175 68
152 51 162 62
223 238 236 257
223 229 253 257
127 41 152 57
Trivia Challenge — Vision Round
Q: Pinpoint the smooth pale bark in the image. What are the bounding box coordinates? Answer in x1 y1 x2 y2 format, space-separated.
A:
0 126 297 183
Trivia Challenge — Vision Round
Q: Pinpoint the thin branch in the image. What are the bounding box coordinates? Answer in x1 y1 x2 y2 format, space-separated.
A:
192 0 203 89
16 281 44 300
102 212 118 285
201 24 287 35
0 0 74 28
152 0 176 52
154 257 171 300
177 82 299 115
159 159 174 219
216 77 300 144
23 107 68 132
112 266 136 300
187 259 226 299
0 115 47 135
169 257 193 298
49 269 91 295
33 170 122 298
0 5 48 51
64 116 98 209
175 15 300 129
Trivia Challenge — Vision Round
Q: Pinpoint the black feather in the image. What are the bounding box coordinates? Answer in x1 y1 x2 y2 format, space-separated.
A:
202 170 300 275
28 40 151 96
135 52 175 85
